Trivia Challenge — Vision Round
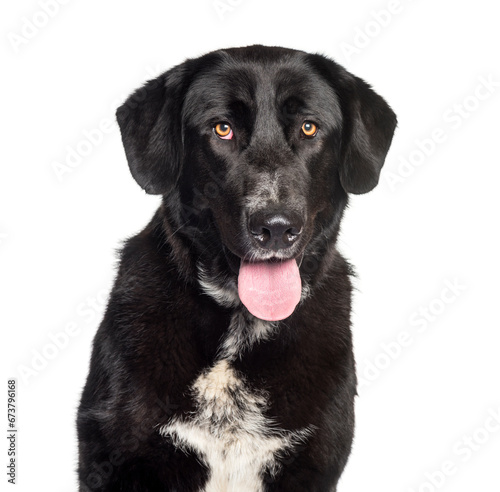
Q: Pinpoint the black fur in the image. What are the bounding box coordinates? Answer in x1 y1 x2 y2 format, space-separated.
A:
77 45 396 491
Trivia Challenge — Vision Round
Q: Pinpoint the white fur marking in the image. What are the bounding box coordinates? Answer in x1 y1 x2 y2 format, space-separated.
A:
160 359 311 491
198 265 240 308
245 173 281 213
218 312 277 359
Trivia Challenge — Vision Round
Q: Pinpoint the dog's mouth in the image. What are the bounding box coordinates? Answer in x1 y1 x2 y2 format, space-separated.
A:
223 247 304 321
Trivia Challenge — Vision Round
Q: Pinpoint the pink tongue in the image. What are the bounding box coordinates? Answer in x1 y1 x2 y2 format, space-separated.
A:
238 259 302 321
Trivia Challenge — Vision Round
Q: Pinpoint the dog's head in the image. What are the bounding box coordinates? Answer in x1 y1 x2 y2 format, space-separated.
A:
117 45 396 321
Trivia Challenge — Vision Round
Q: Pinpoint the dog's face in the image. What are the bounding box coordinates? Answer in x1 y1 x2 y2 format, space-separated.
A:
178 50 344 265
117 46 396 320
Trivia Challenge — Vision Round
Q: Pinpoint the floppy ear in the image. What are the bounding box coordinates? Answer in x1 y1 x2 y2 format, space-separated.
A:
308 55 397 194
116 64 193 195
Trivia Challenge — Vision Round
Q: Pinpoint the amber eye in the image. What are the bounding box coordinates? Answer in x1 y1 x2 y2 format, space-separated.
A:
301 121 318 137
214 122 233 139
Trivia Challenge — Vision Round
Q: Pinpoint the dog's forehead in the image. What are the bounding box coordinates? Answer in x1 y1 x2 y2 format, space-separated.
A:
183 53 341 126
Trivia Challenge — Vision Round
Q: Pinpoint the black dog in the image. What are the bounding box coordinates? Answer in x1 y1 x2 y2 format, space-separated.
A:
77 45 396 491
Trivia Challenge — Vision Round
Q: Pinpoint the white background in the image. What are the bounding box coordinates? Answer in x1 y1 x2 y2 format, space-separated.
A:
2 0 500 490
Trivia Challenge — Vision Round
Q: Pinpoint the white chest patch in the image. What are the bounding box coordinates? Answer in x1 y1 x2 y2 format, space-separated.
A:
160 359 311 492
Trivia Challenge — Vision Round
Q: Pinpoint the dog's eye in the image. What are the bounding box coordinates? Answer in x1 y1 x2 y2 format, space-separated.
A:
301 121 318 138
214 123 233 140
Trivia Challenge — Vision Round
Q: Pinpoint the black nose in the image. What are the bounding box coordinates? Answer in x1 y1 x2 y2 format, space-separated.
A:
248 211 303 251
